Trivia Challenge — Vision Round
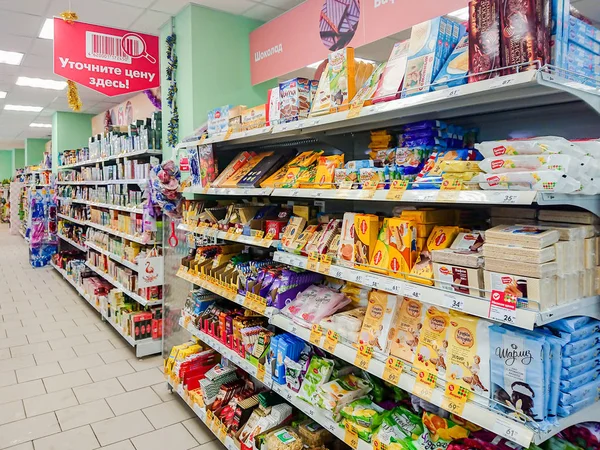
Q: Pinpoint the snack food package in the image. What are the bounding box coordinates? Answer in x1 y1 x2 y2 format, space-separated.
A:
418 412 470 449
369 218 390 274
391 297 426 364
352 62 387 107
484 258 558 278
484 270 557 309
319 307 366 342
341 397 385 442
477 154 583 177
476 137 587 158
431 249 484 268
433 263 484 296
447 311 491 405
433 34 469 89
282 285 351 327
328 47 356 112
297 356 334 403
500 0 540 72
358 291 401 354
279 78 311 122
337 212 356 267
415 306 450 378
485 224 560 249
388 218 418 279
354 214 379 270
372 41 410 103
375 405 424 446
316 374 371 413
266 88 280 126
297 420 333 447
473 170 581 192
265 427 305 450
482 243 556 264
468 0 501 82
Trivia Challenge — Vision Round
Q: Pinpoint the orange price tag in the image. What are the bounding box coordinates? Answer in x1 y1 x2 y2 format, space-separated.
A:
253 230 265 241
318 254 332 275
438 179 462 202
307 252 320 272
256 363 266 382
254 296 267 314
344 422 359 449
382 356 403 385
441 382 469 415
199 133 208 144
206 409 215 428
225 227 236 238
354 344 373 370
413 370 437 401
224 128 233 140
323 329 339 353
309 324 323 345
347 102 364 120
386 179 409 200
219 422 227 443
183 315 191 329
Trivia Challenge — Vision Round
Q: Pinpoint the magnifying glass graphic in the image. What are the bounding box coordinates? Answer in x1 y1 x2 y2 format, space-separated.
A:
121 33 156 64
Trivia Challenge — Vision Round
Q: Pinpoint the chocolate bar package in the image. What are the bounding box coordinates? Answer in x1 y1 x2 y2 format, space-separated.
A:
237 153 289 187
279 78 311 122
500 0 540 73
468 0 501 82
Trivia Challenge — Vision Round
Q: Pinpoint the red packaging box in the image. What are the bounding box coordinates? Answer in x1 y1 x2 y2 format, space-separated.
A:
468 0 502 82
500 0 539 72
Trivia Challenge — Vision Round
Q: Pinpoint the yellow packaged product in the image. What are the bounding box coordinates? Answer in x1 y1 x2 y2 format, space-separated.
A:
313 155 345 188
296 162 320 188
387 218 417 279
415 306 450 378
369 218 390 274
281 216 307 249
401 209 455 224
358 290 400 354
441 172 481 181
427 226 461 251
447 311 491 405
282 151 323 188
354 214 379 270
438 160 483 173
390 297 426 364
328 47 356 112
416 223 436 239
260 162 292 188
407 253 435 286
416 237 428 253
221 152 270 187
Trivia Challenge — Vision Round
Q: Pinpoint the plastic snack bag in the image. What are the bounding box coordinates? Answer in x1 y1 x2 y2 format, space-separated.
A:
297 356 334 404
473 171 581 193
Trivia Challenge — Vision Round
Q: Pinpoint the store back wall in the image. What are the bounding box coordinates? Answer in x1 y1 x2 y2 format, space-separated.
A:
0 151 13 181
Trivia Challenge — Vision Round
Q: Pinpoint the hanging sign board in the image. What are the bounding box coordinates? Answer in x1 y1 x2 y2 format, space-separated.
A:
249 0 468 85
53 18 160 96
138 256 164 288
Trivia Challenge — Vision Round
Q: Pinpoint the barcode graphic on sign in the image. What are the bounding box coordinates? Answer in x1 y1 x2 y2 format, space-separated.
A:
86 31 132 64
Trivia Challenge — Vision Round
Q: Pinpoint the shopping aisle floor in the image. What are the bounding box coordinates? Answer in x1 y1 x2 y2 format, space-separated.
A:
0 224 224 450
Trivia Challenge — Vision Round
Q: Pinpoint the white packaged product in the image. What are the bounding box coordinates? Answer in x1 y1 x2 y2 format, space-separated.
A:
482 243 556 264
473 170 581 193
477 154 583 177
538 210 600 225
484 258 558 278
431 248 483 268
491 207 537 219
538 222 598 240
450 232 484 250
476 137 587 158
485 225 560 249
572 139 600 159
585 238 597 270
484 270 557 309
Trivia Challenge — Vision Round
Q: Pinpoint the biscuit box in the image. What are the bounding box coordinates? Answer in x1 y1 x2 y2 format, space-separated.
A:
387 218 417 279
468 0 501 82
484 270 557 309
569 15 600 44
433 262 484 296
354 214 379 270
242 105 266 131
208 105 246 136
373 41 410 103
328 47 357 112
266 88 280 126
433 34 469 90
279 78 311 122
500 0 538 72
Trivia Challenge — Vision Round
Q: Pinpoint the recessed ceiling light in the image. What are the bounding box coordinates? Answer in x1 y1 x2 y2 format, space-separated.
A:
306 57 376 69
447 7 468 21
4 104 43 112
39 18 54 40
0 91 6 99
0 50 24 66
30 123 52 128
16 77 66 90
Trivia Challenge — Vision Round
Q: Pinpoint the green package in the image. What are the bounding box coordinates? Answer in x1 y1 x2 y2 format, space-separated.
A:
297 356 334 404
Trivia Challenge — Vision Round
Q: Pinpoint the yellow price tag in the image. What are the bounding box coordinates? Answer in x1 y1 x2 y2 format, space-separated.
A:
176 266 187 278
307 252 320 272
244 293 256 309
386 179 409 200
309 324 323 345
183 315 191 329
318 254 332 275
323 329 339 353
382 356 403 385
437 179 462 202
225 227 236 238
344 422 359 449
219 422 227 442
354 344 373 370
441 382 469 415
199 133 208 144
413 370 437 401
347 102 364 119
224 127 233 140
206 409 215 428
261 231 275 247
373 438 387 450
254 296 267 314
256 363 266 382
361 180 377 198
253 230 265 241
211 417 221 433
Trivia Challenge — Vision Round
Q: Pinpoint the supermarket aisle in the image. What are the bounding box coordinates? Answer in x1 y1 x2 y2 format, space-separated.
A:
0 224 223 450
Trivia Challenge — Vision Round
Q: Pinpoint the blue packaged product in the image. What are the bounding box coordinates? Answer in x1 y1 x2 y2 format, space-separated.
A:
561 358 600 378
549 316 592 333
563 334 600 356
568 42 598 63
547 319 600 343
550 0 570 66
560 367 600 391
404 120 446 131
557 394 597 417
489 325 548 423
268 334 282 379
402 129 448 141
402 137 448 148
558 378 600 405
539 331 562 418
275 335 304 384
569 16 600 45
569 36 600 56
432 34 469 90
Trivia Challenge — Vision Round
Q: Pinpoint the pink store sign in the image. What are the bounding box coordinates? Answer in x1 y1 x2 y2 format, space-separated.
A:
250 0 468 85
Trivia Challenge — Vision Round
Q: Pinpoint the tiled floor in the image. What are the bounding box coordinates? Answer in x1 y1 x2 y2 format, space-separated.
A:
0 224 224 450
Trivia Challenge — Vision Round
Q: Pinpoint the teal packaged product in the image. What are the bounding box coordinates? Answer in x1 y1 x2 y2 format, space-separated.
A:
433 34 469 90
563 344 600 368
558 378 600 406
560 367 600 391
561 358 600 378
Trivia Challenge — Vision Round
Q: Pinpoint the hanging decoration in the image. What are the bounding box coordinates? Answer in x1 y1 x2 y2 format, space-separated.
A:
60 11 83 112
166 31 179 148
144 89 162 110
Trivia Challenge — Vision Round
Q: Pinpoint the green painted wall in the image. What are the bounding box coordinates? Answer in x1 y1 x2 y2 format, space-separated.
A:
25 139 49 167
160 4 276 154
0 151 13 181
52 112 93 173
12 148 25 171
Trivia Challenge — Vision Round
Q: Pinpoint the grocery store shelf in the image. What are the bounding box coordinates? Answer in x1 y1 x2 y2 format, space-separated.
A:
58 197 144 213
183 186 274 196
177 223 279 249
57 179 146 186
58 149 163 170
86 241 139 271
18 228 29 242
57 213 88 227
85 221 154 245
85 262 161 307
51 261 160 357
57 234 87 252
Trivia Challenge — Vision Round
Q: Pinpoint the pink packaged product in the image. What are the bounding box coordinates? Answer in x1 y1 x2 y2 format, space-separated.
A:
282 285 351 328
266 88 280 126
372 41 410 103
279 78 311 123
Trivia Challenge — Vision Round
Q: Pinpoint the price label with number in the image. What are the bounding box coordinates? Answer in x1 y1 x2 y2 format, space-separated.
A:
253 230 265 242
307 252 320 272
244 293 256 309
223 128 233 140
404 284 424 300
386 179 409 200
362 180 378 197
347 102 364 119
206 409 215 428
344 423 359 450
260 231 275 247
493 417 522 445
225 227 236 238
254 296 267 315
219 423 227 443
446 87 462 98
382 356 404 385
488 290 517 325
318 254 332 275
309 324 323 345
199 133 208 144
444 292 465 311
437 179 462 202
354 344 373 370
441 381 470 415
256 363 266 381
413 370 437 401
323 329 339 353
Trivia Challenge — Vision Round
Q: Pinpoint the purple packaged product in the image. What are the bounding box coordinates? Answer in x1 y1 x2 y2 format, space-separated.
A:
402 129 448 141
402 137 448 148
403 120 446 131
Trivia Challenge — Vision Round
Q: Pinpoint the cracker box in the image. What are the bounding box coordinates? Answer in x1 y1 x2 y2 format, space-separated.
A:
388 218 418 279
242 105 266 131
550 0 570 66
266 88 280 126
468 0 501 82
354 214 379 270
433 262 484 296
358 291 401 354
310 79 319 109
433 34 469 90
279 78 311 123
352 62 386 107
484 270 557 309
328 47 357 112
569 15 600 45
369 218 390 274
207 105 246 136
372 41 410 104
500 0 541 73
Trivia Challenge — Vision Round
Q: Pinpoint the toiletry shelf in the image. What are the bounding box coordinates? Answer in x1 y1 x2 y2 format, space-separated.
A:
57 213 88 227
57 149 163 169
177 223 280 249
57 233 87 252
58 197 144 214
84 221 155 245
86 241 139 272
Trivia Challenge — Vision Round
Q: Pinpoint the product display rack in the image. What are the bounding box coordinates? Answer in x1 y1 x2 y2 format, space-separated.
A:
165 64 600 450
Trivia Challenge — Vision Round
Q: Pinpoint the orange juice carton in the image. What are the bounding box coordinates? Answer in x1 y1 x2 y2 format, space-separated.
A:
369 218 390 274
387 218 417 279
358 290 401 355
354 214 379 270
391 297 426 364
415 306 450 378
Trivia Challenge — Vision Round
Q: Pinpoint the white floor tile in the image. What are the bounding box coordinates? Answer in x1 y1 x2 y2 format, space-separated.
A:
43 369 93 393
0 336 28 350
48 335 88 351
0 355 36 373
142 399 194 429
84 329 117 343
10 341 51 358
118 367 164 391
41 319 77 333
16 361 62 383
5 325 42 337
56 399 114 431
0 349 10 360
131 423 198 450
182 418 214 445
33 424 99 450
0 400 26 426
33 348 77 365
23 388 78 417
99 347 136 364
73 340 115 357
91 410 154 446
0 412 60 449
62 325 100 337
73 377 125 403
59 353 104 373
151 382 174 402
107 386 162 416
0 379 46 405
99 440 135 450
128 356 163 372
0 370 17 387
26 330 65 344
87 360 135 382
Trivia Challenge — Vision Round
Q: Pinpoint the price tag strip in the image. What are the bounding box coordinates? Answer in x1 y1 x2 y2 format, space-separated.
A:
488 290 517 325
323 329 339 353
307 252 320 272
354 344 373 370
309 324 324 345
413 370 437 402
441 382 469 415
318 254 332 275
343 422 360 449
385 179 409 201
382 356 403 385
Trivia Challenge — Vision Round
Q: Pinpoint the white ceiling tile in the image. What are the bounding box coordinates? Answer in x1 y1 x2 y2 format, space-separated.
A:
0 0 50 16
29 38 53 57
129 9 171 34
260 0 304 10
0 10 46 37
22 53 54 69
5 86 59 105
244 4 283 21
105 0 155 7
150 0 192 14
47 0 144 29
0 33 34 53
190 0 257 15
36 109 56 117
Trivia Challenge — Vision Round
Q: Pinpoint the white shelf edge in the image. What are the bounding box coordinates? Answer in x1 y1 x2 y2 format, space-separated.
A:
183 186 274 196
58 149 163 170
177 223 280 249
57 213 88 227
86 241 139 272
58 197 143 213
84 221 154 245
57 234 87 252
57 180 146 186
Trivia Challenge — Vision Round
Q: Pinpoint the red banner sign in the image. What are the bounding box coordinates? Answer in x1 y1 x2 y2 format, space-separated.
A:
250 0 468 85
53 18 160 96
